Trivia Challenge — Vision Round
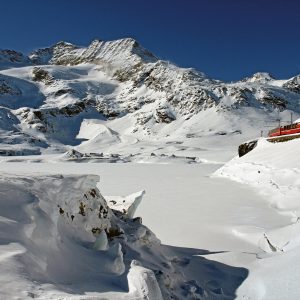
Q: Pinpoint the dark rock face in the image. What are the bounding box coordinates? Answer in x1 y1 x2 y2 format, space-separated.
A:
154 107 176 123
260 95 287 110
54 89 74 97
32 67 54 85
238 140 258 157
0 80 21 95
283 76 300 94
0 49 30 68
0 148 41 156
29 41 79 65
0 50 25 63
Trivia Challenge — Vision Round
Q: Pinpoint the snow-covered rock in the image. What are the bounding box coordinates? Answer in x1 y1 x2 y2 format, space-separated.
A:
242 72 275 83
0 49 30 69
29 41 79 65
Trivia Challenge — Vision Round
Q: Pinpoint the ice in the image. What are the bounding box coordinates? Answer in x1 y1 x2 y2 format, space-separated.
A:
106 190 145 219
127 260 163 300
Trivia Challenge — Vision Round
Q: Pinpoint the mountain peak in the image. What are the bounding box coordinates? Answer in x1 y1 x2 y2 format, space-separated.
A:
28 38 158 67
243 72 275 83
29 41 78 64
51 41 78 51
82 37 158 66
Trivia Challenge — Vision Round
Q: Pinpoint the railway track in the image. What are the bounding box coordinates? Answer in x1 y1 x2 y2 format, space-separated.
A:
267 133 300 143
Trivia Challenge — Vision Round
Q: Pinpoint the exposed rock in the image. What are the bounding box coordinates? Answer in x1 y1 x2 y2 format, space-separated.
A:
0 78 21 96
32 67 54 85
154 106 176 123
0 49 26 63
283 75 300 94
256 88 287 110
0 49 30 68
0 148 41 156
238 140 258 157
29 41 79 65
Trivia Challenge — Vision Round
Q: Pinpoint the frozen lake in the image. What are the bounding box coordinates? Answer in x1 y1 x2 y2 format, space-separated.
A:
0 162 289 252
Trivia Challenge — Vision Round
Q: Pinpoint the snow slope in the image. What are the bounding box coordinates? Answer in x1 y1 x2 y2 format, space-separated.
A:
215 138 300 299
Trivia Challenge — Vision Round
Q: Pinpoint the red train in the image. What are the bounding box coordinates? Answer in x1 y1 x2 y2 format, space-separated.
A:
268 121 300 137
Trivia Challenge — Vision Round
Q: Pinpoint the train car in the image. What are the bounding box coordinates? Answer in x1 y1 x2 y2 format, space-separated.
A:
268 120 300 137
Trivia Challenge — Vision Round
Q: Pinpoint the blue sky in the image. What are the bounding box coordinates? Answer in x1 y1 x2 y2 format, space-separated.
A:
1 0 299 81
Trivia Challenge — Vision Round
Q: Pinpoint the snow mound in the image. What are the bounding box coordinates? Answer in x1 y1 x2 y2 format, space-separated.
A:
76 119 121 152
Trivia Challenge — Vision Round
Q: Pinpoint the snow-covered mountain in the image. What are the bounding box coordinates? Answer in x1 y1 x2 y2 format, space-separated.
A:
0 38 299 158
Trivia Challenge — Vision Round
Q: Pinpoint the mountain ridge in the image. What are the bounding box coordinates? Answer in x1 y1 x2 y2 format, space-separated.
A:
0 37 299 157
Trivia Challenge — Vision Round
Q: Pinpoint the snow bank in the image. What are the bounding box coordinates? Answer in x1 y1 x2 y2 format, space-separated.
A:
216 138 300 210
215 138 300 299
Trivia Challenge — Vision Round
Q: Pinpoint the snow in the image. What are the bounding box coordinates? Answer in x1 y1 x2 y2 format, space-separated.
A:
127 260 163 300
214 138 300 299
0 167 252 299
1 136 299 299
0 38 300 299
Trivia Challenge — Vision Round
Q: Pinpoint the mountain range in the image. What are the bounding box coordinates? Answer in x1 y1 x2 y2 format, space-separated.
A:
0 38 299 158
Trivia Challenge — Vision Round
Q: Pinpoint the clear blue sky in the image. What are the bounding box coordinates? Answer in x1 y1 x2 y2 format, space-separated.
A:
1 0 299 81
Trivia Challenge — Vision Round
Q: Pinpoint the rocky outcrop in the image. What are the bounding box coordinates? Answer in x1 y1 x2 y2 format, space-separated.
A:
238 140 258 157
283 75 300 94
0 49 30 68
0 79 21 96
256 88 287 110
32 67 54 85
0 75 21 96
154 106 176 123
29 41 79 65
0 49 26 63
